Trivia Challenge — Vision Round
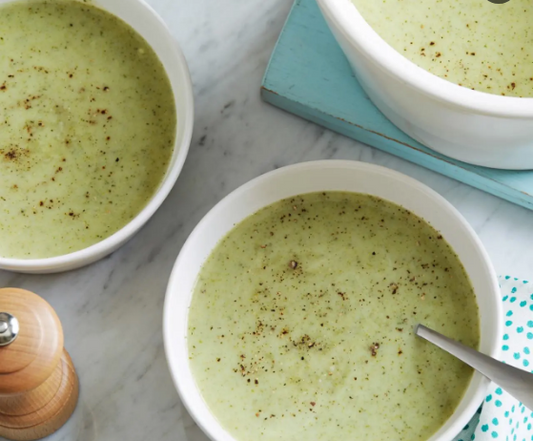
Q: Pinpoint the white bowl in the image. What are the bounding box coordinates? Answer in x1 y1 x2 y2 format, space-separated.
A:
164 160 502 441
316 0 533 170
0 0 194 274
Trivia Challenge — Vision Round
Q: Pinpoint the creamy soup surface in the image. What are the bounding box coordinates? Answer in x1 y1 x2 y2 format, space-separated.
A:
352 0 533 97
0 0 176 258
188 192 480 441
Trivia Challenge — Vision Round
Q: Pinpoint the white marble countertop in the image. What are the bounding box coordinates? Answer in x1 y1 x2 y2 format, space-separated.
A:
2 1 533 440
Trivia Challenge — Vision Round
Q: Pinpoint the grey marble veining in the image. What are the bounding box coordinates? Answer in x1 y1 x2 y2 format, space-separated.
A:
2 1 533 440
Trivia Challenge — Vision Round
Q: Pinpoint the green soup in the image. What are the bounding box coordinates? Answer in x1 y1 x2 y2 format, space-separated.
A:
352 0 533 97
188 192 480 441
0 0 176 258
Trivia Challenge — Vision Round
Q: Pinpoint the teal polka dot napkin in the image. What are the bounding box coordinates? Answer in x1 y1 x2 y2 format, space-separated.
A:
453 276 533 441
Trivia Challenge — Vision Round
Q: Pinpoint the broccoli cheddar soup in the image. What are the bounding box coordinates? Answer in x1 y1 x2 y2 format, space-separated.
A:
352 0 533 97
188 192 480 441
0 0 176 258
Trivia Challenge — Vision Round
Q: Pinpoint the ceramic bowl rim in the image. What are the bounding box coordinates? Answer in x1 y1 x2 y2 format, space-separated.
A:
316 0 533 117
163 159 502 441
0 0 194 272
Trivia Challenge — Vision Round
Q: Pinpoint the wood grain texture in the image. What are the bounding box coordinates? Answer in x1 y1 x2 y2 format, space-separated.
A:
0 288 79 440
0 350 79 441
0 288 63 395
261 0 533 210
0 360 63 416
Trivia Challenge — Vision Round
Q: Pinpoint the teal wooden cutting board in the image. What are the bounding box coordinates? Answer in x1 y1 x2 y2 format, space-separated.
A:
261 0 533 211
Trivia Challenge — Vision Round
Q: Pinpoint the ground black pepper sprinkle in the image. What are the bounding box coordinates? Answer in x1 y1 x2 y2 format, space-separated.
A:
188 191 480 441
0 0 176 258
351 0 533 97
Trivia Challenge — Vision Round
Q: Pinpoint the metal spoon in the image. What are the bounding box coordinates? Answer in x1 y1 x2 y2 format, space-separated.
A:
416 324 533 410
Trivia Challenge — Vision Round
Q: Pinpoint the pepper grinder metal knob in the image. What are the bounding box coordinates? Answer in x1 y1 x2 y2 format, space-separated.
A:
0 312 19 346
0 288 79 441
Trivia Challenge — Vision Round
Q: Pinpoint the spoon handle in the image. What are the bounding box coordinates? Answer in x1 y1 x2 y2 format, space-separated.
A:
416 324 533 410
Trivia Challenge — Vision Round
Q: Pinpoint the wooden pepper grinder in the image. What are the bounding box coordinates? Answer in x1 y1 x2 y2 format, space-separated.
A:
0 288 79 441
